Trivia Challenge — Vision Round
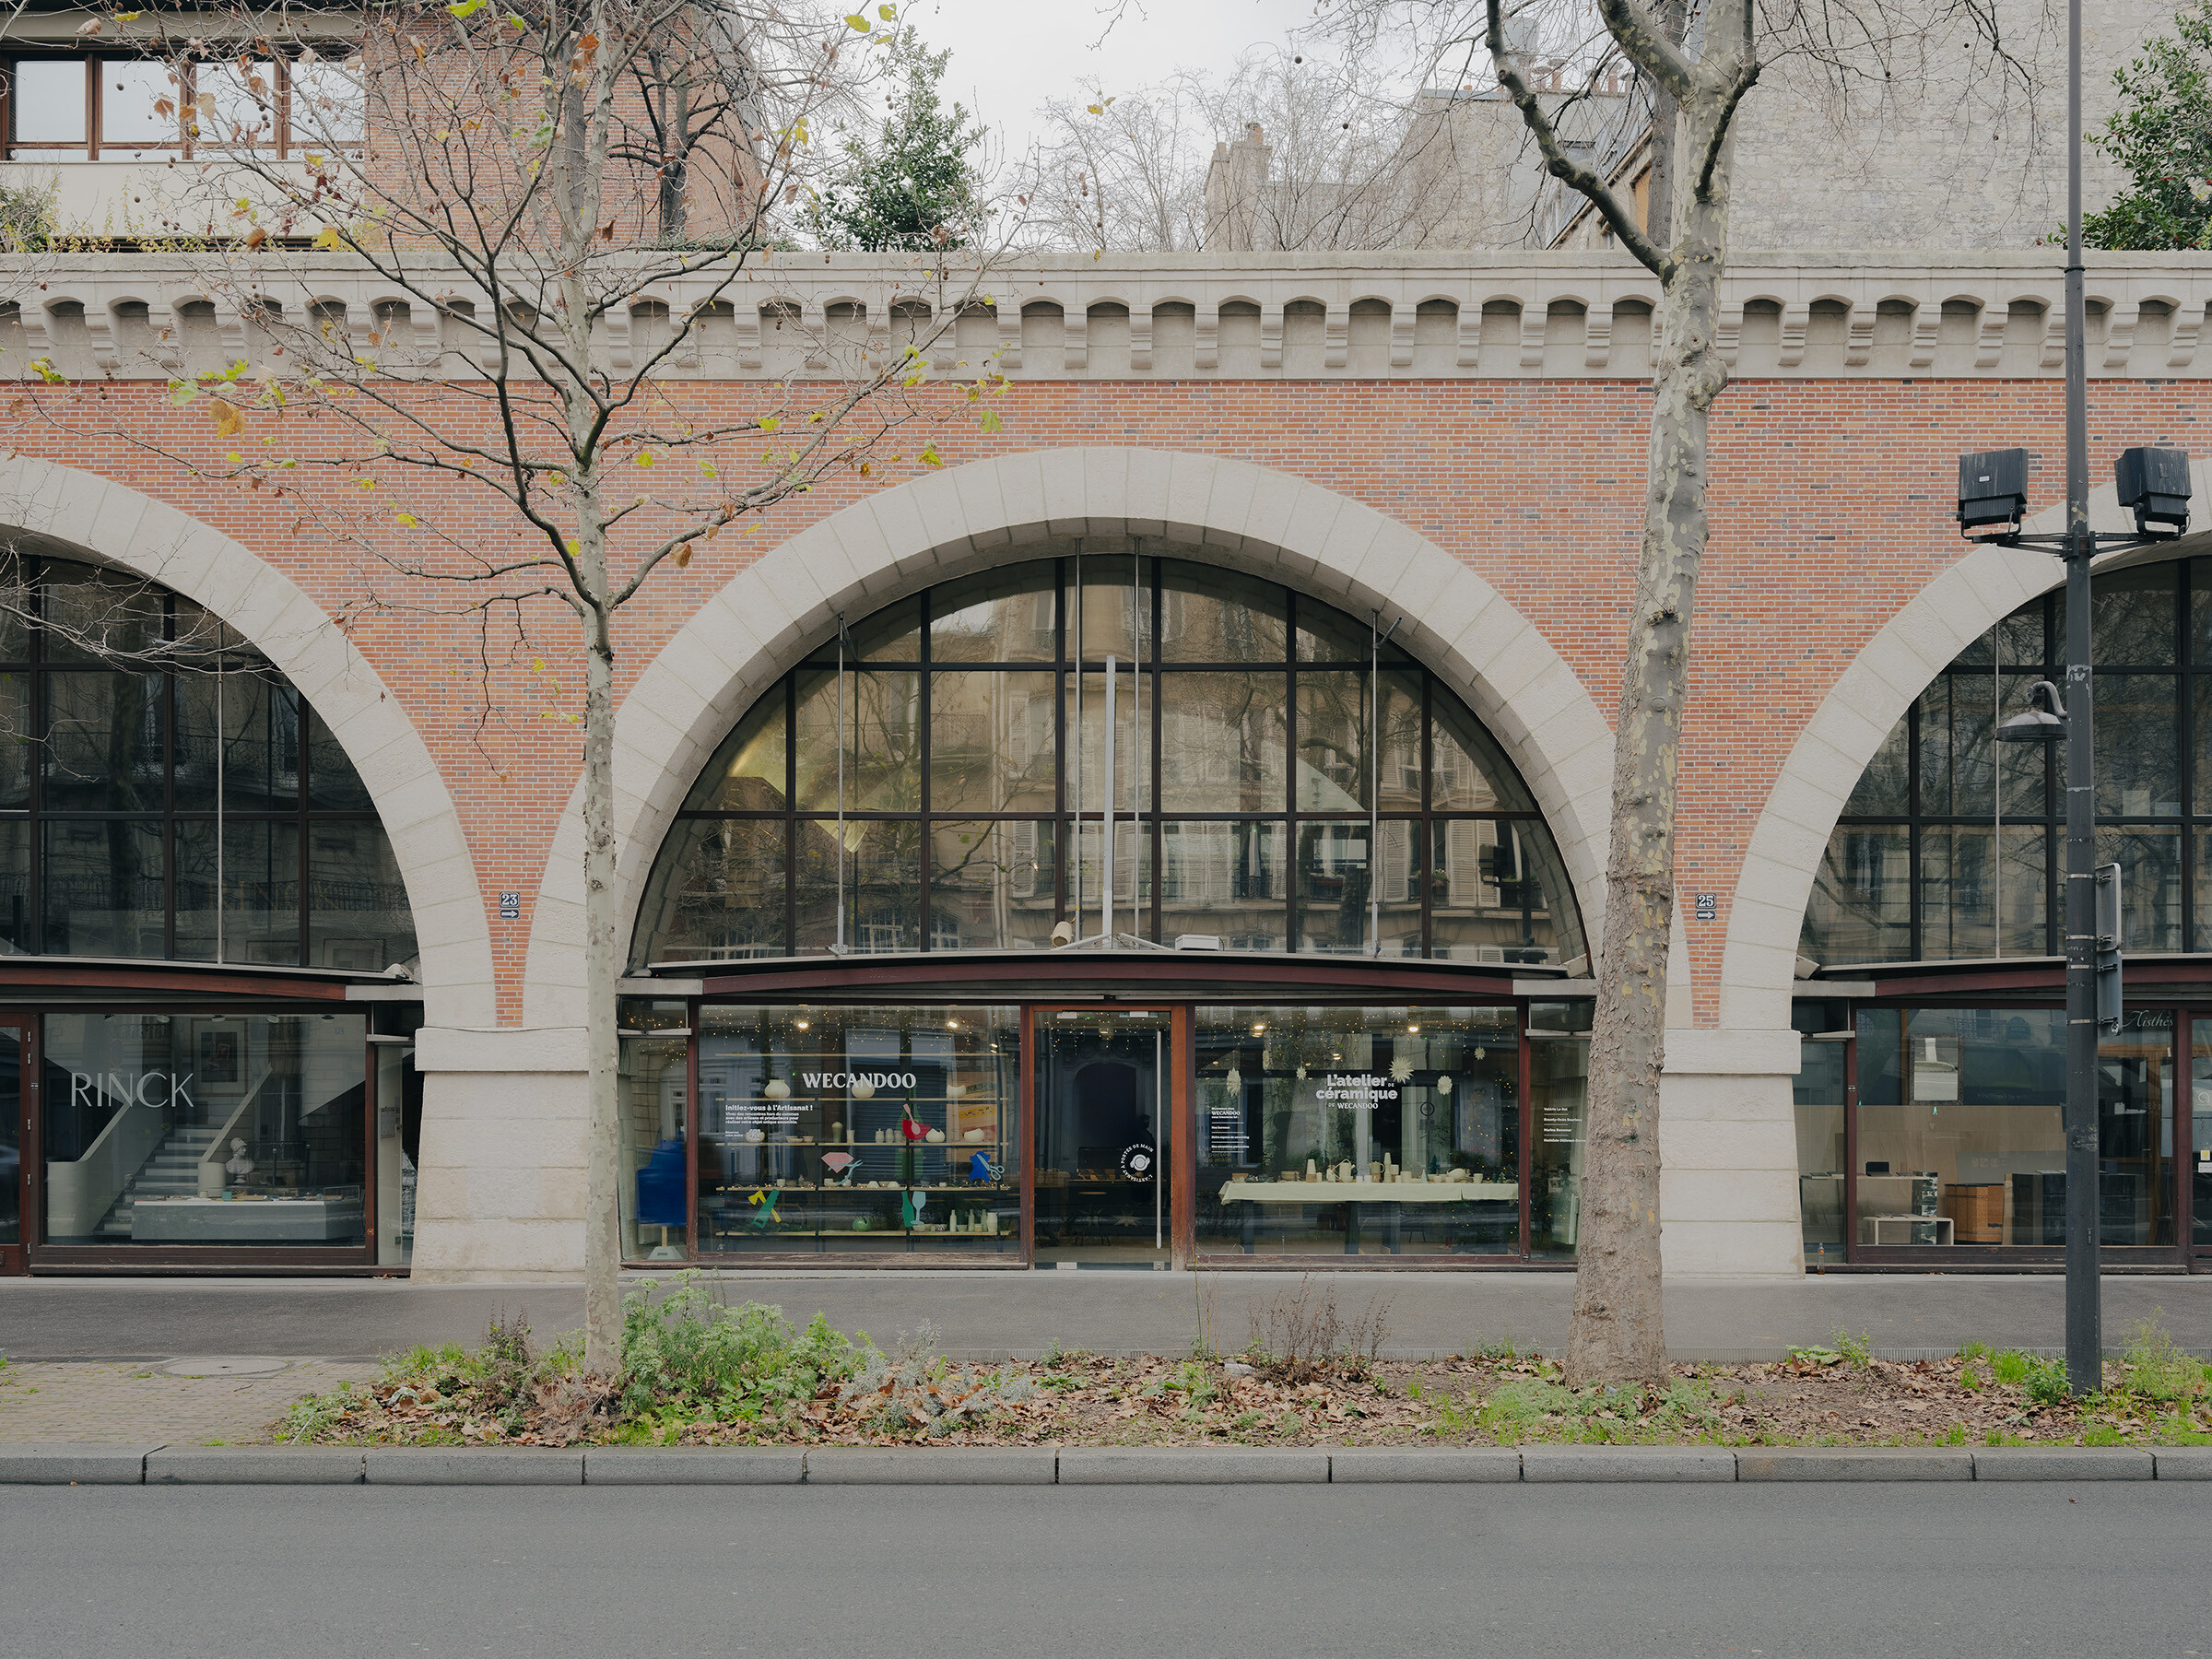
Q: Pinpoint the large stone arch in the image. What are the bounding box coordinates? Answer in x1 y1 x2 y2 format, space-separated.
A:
0 457 496 1021
521 448 1619 1027
1719 464 2212 1033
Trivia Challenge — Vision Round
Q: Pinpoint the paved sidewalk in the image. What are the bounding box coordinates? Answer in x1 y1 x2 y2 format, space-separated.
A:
5 1270 2212 1362
0 1359 372 1444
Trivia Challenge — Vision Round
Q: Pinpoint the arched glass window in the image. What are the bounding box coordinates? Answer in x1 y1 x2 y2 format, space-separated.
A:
634 545 1586 967
1802 555 2212 967
0 555 418 968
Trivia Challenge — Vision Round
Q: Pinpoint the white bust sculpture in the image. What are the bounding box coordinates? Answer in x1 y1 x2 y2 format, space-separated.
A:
224 1138 254 1185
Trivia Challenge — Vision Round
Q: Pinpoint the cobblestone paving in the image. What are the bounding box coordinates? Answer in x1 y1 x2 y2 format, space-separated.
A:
0 1359 373 1444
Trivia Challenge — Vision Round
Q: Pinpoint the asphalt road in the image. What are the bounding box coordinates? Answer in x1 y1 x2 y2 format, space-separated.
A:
6 1270 2212 1361
5 1482 2207 1657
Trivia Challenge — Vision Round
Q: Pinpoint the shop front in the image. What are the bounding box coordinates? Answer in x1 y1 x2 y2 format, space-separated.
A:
617 545 1595 1269
0 553 428 1274
1794 554 2212 1271
616 979 1595 1269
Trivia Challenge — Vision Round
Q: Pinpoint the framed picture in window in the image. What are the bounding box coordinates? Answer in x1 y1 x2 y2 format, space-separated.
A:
197 1026 244 1094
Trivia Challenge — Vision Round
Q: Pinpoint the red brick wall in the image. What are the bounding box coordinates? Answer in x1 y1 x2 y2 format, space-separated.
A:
12 374 2195 1023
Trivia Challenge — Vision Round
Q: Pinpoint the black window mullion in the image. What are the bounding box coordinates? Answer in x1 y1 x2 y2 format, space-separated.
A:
784 676 796 953
1906 691 1922 961
2183 558 2195 950
1420 673 1433 956
26 554 39 954
162 593 176 957
1150 553 1162 944
1053 555 1066 923
917 586 932 948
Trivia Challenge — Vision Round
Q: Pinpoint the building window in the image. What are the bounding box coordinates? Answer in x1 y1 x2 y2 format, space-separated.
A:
1802 556 2212 967
2 52 362 160
0 556 417 969
631 546 1587 967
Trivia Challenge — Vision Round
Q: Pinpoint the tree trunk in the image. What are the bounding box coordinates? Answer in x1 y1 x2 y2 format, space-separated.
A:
579 563 622 1377
1562 105 1733 1389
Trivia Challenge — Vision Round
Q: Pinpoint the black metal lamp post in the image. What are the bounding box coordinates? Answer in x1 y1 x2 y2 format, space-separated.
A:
1959 0 2194 1400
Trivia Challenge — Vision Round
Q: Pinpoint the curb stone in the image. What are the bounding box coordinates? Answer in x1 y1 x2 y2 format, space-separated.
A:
1329 1447 1523 1482
1521 1445 1736 1483
147 1447 365 1484
1736 1448 1972 1482
2152 1447 2212 1479
1972 1447 2154 1480
1060 1447 1329 1484
0 1442 162 1484
587 1448 804 1484
804 1448 1055 1484
365 1447 583 1485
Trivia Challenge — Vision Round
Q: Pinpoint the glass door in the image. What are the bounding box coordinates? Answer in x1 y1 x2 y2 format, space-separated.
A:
1032 1008 1171 1266
0 1021 25 1273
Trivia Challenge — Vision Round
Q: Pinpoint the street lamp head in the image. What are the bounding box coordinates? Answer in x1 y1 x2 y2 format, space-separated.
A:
1997 678 2068 744
1957 448 2031 535
2115 445 2192 536
1997 709 2065 744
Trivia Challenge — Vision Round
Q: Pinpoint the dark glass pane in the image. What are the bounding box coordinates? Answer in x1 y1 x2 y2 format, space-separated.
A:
305 703 372 810
1921 678 1995 818
0 560 28 661
1431 693 1536 813
1294 820 1370 954
794 667 921 812
0 1026 15 1244
1159 559 1287 663
1296 600 1412 664
2093 562 2177 666
1067 552 1147 662
41 1009 367 1248
0 818 28 949
632 817 786 965
1070 818 1151 941
1158 819 1283 950
930 670 1056 814
1857 1007 2067 1248
1918 826 1994 959
1427 818 1575 965
929 562 1057 663
1294 669 1417 812
1843 709 1911 817
2192 559 2212 664
42 671 165 812
929 821 1056 950
682 686 786 812
794 818 920 954
308 818 415 970
2095 675 2180 818
41 561 164 662
835 594 920 662
0 672 29 809
2099 824 2183 953
1952 601 2046 669
1996 677 2053 818
175 665 298 814
172 818 218 961
193 818 301 965
42 819 164 957
2194 832 2212 952
1157 671 1285 814
1068 668 1152 816
1799 824 1912 965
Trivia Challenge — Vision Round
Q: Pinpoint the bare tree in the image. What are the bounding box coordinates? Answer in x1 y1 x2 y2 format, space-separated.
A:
1299 0 2041 1384
1020 47 1487 252
10 0 1007 1379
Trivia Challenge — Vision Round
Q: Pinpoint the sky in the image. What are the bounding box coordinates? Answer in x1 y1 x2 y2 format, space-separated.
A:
901 0 1324 168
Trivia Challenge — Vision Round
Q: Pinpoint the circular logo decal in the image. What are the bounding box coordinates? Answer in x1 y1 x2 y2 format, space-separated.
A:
1119 1142 1157 1182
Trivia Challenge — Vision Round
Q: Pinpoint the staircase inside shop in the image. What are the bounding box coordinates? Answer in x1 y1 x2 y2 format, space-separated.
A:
94 1124 220 1240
